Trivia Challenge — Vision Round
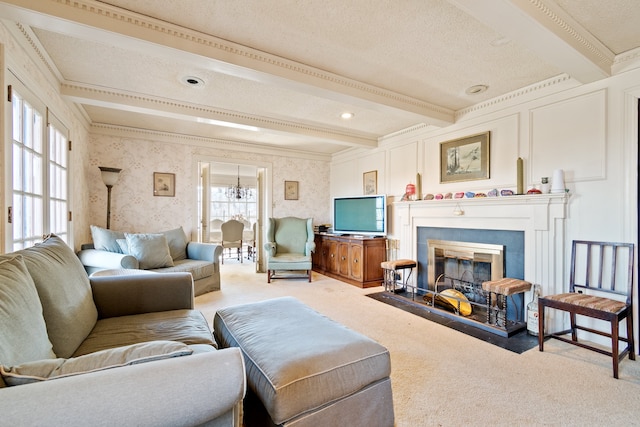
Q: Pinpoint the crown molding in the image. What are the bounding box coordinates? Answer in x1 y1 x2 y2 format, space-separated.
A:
612 47 640 75
519 0 614 71
454 74 577 120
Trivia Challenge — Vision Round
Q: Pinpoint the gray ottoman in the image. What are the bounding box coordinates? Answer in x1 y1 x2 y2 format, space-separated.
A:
213 297 394 427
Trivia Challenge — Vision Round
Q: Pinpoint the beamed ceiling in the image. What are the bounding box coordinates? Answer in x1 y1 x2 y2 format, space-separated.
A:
1 0 639 159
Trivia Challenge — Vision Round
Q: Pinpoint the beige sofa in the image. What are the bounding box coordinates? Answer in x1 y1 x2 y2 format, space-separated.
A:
78 225 223 296
0 235 245 426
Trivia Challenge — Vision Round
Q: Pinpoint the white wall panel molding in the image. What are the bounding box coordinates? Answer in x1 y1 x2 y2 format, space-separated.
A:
388 142 418 198
529 89 607 183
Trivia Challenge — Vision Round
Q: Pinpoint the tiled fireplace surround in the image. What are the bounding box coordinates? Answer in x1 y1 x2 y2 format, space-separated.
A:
393 193 569 331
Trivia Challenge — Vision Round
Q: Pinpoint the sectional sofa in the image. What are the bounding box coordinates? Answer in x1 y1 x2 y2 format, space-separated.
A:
0 234 245 426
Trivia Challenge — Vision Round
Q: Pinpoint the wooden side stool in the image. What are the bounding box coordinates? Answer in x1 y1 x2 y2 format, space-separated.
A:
381 259 416 293
482 278 531 329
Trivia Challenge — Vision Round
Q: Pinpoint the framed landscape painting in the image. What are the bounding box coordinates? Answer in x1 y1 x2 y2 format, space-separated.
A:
440 131 490 183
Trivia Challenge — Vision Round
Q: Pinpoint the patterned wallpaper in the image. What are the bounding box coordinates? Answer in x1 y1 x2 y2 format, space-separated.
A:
88 132 331 241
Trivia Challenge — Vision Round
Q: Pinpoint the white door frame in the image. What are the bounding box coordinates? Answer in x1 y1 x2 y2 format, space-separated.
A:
193 156 272 273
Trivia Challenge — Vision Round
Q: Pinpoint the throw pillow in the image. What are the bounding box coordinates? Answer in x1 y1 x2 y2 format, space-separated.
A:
125 233 174 269
16 235 98 359
162 227 188 261
0 255 56 366
0 341 193 386
116 238 129 254
90 225 125 253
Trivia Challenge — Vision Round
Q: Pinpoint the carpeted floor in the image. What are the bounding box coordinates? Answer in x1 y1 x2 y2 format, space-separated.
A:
196 262 640 426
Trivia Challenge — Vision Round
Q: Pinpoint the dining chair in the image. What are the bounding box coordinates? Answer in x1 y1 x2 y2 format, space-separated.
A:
221 220 244 264
538 240 635 378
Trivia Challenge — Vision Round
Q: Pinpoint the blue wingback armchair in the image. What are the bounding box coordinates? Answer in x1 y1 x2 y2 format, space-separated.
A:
264 217 315 283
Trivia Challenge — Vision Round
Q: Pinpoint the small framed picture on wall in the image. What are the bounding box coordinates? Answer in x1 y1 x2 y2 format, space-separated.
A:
153 172 175 197
363 170 377 195
284 180 298 200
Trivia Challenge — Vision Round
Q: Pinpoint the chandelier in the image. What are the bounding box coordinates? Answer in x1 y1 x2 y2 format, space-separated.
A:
226 165 252 200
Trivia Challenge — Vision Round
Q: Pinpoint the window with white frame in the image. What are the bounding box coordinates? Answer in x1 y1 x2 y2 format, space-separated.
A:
7 74 69 250
210 185 256 223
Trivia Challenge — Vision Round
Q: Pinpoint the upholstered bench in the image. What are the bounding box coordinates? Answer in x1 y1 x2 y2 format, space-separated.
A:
213 297 394 427
482 277 531 328
381 259 416 293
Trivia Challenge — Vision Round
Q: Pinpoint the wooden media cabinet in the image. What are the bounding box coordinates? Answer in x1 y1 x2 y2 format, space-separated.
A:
312 233 386 288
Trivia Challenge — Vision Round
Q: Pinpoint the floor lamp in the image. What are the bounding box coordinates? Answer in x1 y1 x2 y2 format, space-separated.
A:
98 166 122 229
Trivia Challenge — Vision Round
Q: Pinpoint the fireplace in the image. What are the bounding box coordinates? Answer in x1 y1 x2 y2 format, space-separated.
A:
419 238 526 335
427 239 504 296
410 234 526 336
393 194 568 334
428 238 502 304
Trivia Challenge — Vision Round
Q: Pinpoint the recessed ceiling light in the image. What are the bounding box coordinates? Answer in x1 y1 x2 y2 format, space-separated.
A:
340 112 354 120
465 85 488 95
180 76 205 87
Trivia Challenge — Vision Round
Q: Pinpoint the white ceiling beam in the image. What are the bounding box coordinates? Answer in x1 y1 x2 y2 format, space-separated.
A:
450 0 614 83
0 0 454 127
61 83 379 148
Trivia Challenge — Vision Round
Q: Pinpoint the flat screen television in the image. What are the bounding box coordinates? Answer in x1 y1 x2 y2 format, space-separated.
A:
333 195 387 237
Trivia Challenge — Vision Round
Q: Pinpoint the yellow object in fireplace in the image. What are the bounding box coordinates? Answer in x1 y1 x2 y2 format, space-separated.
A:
434 289 472 316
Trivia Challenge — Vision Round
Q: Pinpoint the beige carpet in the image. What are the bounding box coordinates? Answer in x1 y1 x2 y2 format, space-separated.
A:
196 262 640 426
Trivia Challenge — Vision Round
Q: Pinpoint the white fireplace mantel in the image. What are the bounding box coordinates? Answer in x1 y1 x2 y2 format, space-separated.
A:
392 193 569 329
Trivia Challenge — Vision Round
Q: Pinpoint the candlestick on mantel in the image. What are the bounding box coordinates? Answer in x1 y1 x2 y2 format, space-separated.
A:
516 157 524 194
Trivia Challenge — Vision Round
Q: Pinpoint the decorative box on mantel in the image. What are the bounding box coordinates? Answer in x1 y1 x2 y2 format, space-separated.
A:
392 193 569 332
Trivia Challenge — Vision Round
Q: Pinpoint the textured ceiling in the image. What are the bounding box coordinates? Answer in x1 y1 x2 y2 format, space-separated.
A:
1 0 639 157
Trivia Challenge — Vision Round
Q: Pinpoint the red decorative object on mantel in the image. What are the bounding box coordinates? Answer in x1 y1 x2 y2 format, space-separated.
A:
405 183 416 196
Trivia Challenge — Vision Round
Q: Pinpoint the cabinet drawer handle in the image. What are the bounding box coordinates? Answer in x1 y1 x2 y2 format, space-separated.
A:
341 256 346 260
353 259 358 263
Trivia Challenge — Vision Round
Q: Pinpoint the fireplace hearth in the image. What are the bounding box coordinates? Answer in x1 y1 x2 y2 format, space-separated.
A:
367 291 539 353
